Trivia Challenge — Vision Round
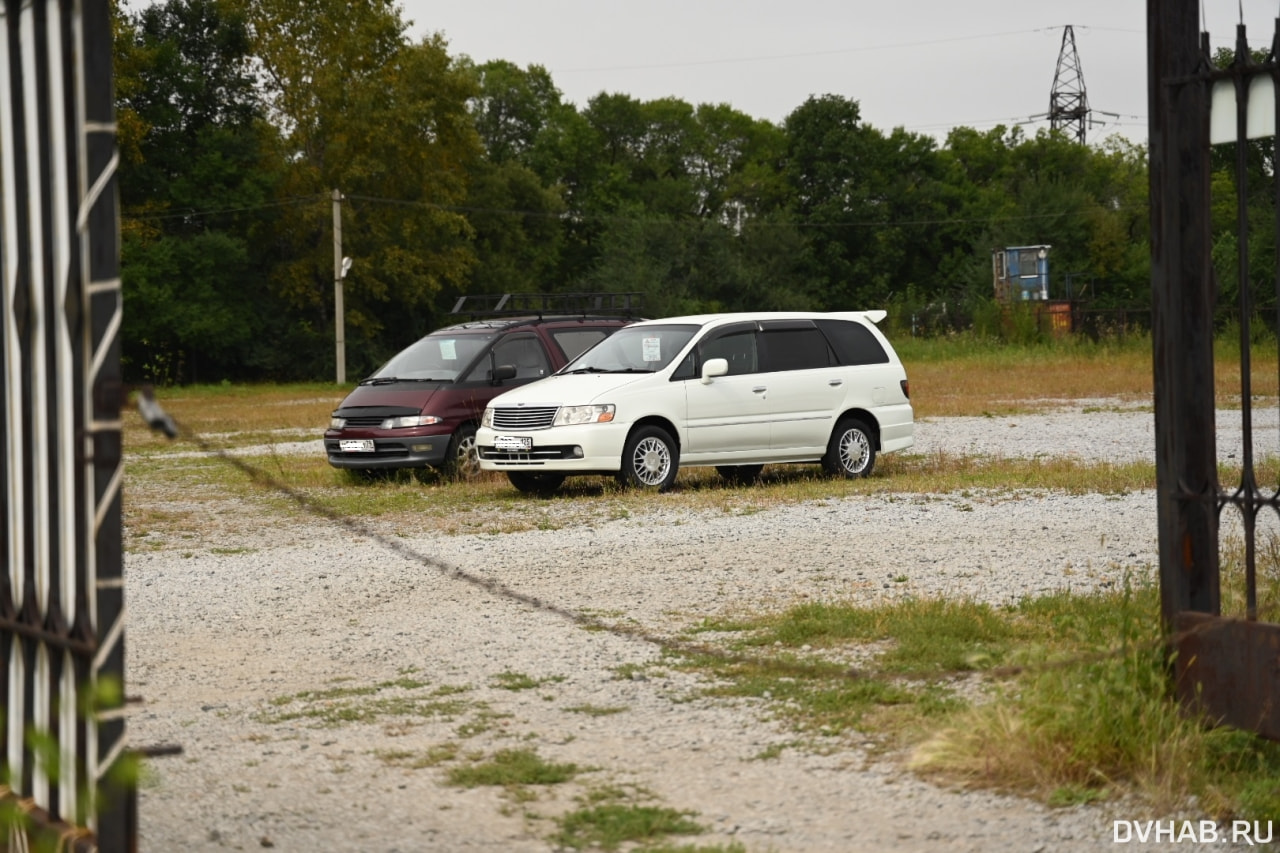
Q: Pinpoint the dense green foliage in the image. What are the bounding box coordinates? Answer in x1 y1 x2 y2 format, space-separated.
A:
111 0 1254 384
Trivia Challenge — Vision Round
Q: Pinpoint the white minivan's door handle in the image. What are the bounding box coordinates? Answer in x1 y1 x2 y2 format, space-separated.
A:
828 379 844 386
752 386 767 393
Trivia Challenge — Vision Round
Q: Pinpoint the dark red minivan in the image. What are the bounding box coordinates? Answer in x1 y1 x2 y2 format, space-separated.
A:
324 295 638 479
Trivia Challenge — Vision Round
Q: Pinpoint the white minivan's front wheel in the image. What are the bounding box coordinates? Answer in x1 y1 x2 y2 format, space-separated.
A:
621 426 679 491
823 417 876 478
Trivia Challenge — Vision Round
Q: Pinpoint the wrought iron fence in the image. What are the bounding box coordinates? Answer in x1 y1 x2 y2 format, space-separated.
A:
1150 3 1280 740
0 0 132 848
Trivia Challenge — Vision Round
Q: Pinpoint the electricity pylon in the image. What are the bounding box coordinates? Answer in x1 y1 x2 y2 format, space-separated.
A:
1049 25 1090 143
1024 26 1118 144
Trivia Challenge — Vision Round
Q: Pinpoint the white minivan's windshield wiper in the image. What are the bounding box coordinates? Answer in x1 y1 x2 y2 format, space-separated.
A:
563 366 611 374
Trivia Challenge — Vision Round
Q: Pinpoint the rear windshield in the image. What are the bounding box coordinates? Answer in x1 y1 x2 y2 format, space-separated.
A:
371 332 497 381
814 319 889 365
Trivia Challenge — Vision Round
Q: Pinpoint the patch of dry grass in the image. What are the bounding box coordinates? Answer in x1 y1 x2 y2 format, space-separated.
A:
117 341 1274 550
123 382 344 453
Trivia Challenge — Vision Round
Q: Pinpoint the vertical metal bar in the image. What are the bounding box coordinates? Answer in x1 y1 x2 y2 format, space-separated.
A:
1232 25 1260 622
1274 22 1280 592
79 0 131 844
1149 0 1221 628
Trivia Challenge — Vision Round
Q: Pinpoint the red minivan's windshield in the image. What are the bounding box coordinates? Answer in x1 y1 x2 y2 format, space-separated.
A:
368 332 497 382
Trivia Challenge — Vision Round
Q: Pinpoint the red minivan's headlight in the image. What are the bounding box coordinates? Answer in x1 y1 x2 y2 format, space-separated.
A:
383 415 443 429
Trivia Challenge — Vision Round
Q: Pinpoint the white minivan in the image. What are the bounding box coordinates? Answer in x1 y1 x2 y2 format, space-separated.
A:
476 311 913 493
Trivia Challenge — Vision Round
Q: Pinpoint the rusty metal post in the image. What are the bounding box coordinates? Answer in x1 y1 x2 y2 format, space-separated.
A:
1148 0 1220 627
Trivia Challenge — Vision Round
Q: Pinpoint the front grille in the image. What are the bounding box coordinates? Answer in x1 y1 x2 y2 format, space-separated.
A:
334 406 419 429
342 415 389 428
490 405 558 431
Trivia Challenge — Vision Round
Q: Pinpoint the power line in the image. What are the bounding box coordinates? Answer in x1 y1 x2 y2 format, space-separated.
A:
121 189 1143 233
122 194 327 222
551 27 1065 74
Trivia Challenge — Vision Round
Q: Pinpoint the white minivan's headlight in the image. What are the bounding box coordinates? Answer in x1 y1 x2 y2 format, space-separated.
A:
382 414 443 429
554 404 615 426
481 407 494 428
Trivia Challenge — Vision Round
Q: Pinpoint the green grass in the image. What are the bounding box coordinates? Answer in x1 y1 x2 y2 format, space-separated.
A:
490 670 566 691
123 448 1166 550
564 704 629 717
712 596 1027 674
256 679 477 727
552 803 704 852
677 560 1280 821
444 747 579 788
374 743 460 769
119 359 1280 827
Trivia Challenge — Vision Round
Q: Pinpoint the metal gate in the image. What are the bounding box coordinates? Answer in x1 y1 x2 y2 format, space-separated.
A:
0 0 132 849
1150 2 1280 740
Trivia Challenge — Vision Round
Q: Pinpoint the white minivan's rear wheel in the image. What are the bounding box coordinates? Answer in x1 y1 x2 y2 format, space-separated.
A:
621 426 679 491
823 417 876 478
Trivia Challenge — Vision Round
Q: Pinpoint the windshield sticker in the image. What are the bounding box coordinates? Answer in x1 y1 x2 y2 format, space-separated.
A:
440 339 457 361
642 337 662 362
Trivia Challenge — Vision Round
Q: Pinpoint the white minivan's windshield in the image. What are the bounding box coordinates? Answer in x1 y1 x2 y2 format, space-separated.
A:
366 332 497 382
560 324 698 374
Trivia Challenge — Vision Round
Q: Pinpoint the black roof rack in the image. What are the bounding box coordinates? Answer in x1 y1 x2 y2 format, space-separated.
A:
449 292 645 320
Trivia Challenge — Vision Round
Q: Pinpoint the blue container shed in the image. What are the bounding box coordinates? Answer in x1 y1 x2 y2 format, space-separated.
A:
993 245 1051 301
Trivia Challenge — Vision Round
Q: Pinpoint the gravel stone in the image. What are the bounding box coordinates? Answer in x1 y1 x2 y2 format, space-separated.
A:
127 404 1275 851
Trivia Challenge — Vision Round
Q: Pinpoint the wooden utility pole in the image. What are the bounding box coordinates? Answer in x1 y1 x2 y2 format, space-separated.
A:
1147 0 1220 625
332 189 345 385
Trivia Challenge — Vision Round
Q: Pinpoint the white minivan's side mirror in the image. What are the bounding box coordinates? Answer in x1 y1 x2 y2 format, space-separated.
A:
701 357 728 384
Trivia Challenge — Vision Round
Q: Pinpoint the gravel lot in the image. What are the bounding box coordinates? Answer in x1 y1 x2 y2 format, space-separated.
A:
126 403 1276 852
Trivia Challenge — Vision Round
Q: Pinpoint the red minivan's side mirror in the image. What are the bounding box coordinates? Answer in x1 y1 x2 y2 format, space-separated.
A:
490 364 517 384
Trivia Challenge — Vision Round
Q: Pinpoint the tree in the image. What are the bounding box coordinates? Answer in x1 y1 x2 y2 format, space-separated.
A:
115 0 279 383
782 94 912 309
246 0 483 375
454 61 573 296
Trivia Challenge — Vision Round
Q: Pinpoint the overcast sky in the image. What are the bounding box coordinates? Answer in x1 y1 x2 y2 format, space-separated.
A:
398 0 1280 145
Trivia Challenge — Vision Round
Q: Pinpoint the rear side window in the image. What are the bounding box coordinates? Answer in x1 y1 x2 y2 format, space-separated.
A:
551 329 610 362
760 327 834 371
815 319 889 366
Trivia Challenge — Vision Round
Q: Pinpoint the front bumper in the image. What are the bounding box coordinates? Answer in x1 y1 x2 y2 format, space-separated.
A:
323 429 454 470
476 423 628 473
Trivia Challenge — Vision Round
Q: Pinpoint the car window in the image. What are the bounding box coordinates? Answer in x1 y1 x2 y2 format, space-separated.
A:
465 334 550 381
814 319 890 365
670 351 697 381
759 327 834 371
373 332 496 381
700 329 758 376
551 329 610 361
563 324 698 373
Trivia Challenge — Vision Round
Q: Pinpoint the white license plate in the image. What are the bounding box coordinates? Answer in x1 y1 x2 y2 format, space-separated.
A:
494 435 532 451
340 439 375 452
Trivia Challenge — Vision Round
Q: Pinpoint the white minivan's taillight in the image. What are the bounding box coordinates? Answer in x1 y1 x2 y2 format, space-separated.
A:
900 379 910 399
